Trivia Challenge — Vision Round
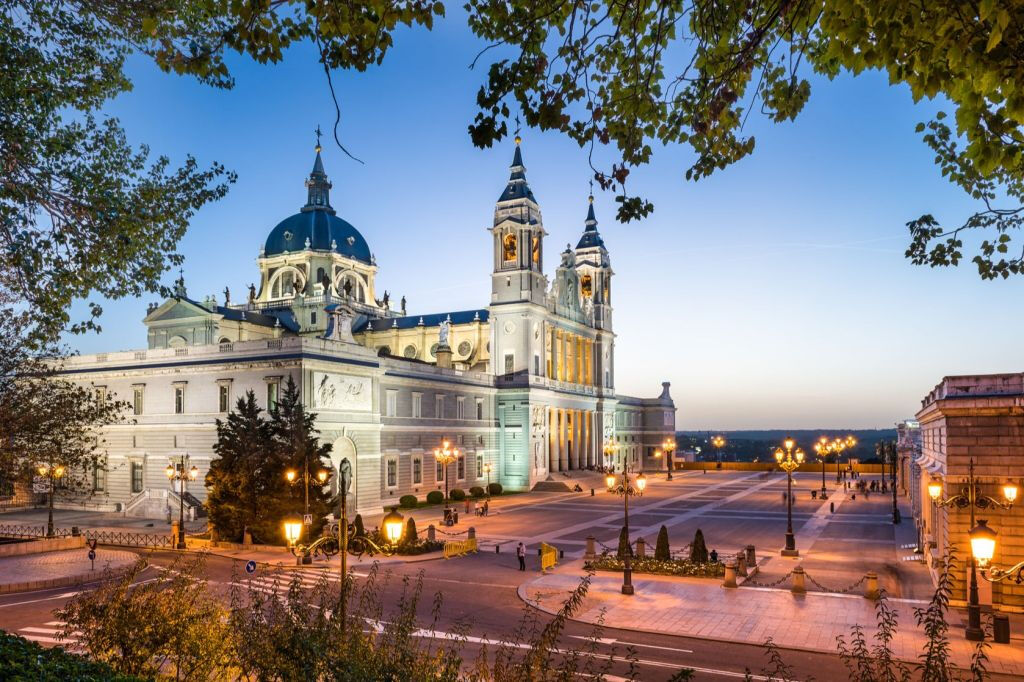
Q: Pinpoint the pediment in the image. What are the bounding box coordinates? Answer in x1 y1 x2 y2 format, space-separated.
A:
144 298 216 324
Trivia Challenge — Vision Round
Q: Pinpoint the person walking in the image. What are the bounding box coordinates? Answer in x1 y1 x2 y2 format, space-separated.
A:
517 542 526 571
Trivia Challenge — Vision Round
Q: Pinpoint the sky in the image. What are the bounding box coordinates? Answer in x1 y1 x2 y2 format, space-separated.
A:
67 14 1023 431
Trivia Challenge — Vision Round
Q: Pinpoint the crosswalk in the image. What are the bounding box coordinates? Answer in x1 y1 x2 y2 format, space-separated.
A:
18 621 81 649
230 568 346 597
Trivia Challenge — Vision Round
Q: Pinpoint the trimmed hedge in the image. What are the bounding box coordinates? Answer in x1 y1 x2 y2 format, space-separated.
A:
450 488 466 501
469 486 485 498
399 494 418 509
587 553 725 578
426 490 444 505
487 482 503 496
0 632 141 681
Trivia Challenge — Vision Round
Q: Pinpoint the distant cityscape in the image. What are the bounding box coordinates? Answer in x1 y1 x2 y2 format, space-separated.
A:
677 429 898 463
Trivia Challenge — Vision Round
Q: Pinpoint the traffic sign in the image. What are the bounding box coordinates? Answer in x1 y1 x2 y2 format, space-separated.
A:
303 514 313 525
244 560 257 574
87 549 96 561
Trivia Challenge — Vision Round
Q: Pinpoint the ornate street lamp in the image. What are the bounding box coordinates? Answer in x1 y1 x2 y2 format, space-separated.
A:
382 507 405 545
662 437 677 480
434 439 459 522
838 435 857 482
813 436 847 500
927 458 1017 641
877 441 900 524
284 465 329 564
483 461 493 499
606 465 647 595
603 441 617 470
775 438 804 556
165 456 198 549
711 435 726 469
36 464 66 538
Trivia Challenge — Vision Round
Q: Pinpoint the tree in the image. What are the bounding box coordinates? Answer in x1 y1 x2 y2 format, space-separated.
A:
616 525 631 559
405 517 418 545
206 391 282 544
690 529 709 564
655 525 671 561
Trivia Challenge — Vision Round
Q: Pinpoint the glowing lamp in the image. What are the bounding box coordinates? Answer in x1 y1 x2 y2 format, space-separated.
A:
783 438 795 451
283 514 303 546
969 519 997 567
382 507 405 545
1003 482 1018 505
795 449 805 464
317 470 328 483
165 464 175 479
188 465 199 480
285 469 297 483
774 449 784 462
606 473 617 489
37 465 48 477
54 466 65 478
635 472 647 492
927 480 943 501
653 449 662 459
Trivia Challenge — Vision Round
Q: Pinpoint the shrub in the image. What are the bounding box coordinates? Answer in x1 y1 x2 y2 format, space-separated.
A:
655 525 671 561
690 528 708 564
469 486 485 498
450 488 466 501
399 494 418 509
353 514 365 537
426 490 444 505
0 631 141 681
616 526 631 559
405 517 418 543
487 482 503 496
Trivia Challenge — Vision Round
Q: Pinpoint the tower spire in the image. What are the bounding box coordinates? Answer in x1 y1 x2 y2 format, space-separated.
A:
498 130 534 204
303 130 334 214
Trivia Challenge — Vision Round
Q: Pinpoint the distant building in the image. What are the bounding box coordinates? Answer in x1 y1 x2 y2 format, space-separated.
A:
914 373 1024 612
56 137 675 521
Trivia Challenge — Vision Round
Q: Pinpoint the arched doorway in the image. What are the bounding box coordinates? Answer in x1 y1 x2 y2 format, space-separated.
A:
330 436 357 516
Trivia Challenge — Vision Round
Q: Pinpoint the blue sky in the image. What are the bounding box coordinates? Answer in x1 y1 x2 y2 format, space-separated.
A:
68 16 1023 430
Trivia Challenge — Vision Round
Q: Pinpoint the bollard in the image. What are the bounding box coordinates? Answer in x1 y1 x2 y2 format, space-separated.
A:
736 552 748 577
864 571 879 600
745 545 756 569
467 527 476 540
636 537 646 558
994 614 1010 644
591 488 595 496
427 524 436 542
584 535 596 561
791 566 806 594
495 543 500 554
723 561 737 588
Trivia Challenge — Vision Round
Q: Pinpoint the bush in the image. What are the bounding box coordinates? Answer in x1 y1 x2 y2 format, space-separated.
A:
353 514 365 537
469 486 485 498
690 528 708 564
399 494 418 509
426 490 444 505
450 488 466 501
655 525 671 561
405 517 418 543
616 526 631 559
487 482 503 496
0 631 141 681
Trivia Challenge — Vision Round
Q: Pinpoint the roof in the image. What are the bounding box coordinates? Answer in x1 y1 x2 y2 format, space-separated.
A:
354 309 489 333
177 297 300 333
264 209 372 263
576 200 605 250
497 142 537 203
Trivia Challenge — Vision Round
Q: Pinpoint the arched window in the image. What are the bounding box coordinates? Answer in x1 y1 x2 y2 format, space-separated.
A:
503 233 517 261
532 235 541 264
580 274 593 298
168 335 187 348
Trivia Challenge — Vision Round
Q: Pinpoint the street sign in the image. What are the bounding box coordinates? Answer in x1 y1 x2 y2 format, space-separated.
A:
32 476 51 494
340 459 353 493
244 560 257 574
303 514 313 525
87 549 96 561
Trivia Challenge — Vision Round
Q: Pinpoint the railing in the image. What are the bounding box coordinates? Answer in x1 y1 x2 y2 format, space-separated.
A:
443 537 478 559
540 542 558 571
0 524 171 547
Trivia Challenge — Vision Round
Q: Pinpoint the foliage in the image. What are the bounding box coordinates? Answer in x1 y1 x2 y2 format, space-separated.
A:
58 556 234 680
469 485 485 498
655 525 671 561
836 590 911 682
616 526 631 559
450 488 466 501
690 529 709 564
353 513 366 537
405 516 418 543
0 631 140 681
399 494 419 508
488 482 504 496
427 490 445 504
588 552 724 579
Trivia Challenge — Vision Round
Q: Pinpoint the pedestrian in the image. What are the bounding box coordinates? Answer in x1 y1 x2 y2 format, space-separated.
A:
517 542 526 571
852 493 856 500
483 499 489 516
830 501 835 513
811 490 817 500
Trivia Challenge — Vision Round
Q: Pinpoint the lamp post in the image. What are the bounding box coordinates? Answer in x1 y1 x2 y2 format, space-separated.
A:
927 458 1017 641
284 467 329 564
165 455 198 550
711 435 726 469
381 507 405 545
882 441 900 524
838 435 857 482
813 437 847 500
605 465 648 595
775 438 804 556
483 461 493 499
36 464 66 538
662 437 676 480
603 441 616 470
434 439 459 523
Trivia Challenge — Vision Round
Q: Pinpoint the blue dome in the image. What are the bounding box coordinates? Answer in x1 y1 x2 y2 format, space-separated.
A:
264 209 372 264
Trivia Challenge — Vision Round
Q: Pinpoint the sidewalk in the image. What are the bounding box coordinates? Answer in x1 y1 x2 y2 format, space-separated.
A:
520 561 1024 677
199 543 446 569
0 548 139 593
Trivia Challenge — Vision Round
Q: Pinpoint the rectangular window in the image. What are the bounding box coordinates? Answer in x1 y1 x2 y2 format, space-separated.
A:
457 455 465 480
664 411 672 426
386 458 397 488
131 462 144 493
504 353 514 374
476 454 484 478
386 390 398 417
475 399 484 420
267 382 280 412
132 387 144 416
93 464 106 492
413 456 422 485
412 393 422 418
435 394 444 418
174 386 185 414
456 397 466 419
310 311 317 325
219 384 230 413
436 460 444 482
534 355 540 375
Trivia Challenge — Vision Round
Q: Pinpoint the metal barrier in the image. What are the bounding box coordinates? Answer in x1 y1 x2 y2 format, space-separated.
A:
0 524 171 548
443 537 478 559
540 542 558 571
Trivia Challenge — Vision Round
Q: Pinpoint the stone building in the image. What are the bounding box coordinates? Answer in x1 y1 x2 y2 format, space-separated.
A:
914 373 1024 612
56 137 675 520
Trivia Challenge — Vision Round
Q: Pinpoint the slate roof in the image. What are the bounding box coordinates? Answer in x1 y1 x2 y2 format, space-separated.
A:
353 309 489 333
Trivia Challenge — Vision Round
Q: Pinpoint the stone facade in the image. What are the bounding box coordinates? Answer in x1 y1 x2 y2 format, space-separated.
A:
914 373 1024 612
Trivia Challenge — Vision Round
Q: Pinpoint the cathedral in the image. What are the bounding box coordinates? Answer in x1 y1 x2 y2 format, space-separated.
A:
59 137 676 518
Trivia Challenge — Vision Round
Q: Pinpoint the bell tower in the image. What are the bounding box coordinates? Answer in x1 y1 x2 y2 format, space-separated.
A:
491 136 547 306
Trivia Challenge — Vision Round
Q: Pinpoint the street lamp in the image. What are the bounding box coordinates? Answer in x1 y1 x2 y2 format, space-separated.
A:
483 461 493 499
382 506 405 545
284 464 330 564
606 465 648 595
165 456 198 549
839 435 857 482
283 514 303 548
603 441 617 470
711 435 726 469
878 441 900 524
927 458 1017 641
37 464 66 538
662 437 677 480
813 437 846 500
434 439 459 523
775 438 804 556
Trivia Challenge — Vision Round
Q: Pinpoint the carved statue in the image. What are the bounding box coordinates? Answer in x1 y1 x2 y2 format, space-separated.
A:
292 279 303 295
321 271 332 293
223 287 230 305
248 283 256 303
438 319 451 347
382 290 390 308
343 278 353 298
401 295 406 314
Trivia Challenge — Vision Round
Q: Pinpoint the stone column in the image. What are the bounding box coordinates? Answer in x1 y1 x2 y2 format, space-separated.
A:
558 409 568 472
548 408 557 473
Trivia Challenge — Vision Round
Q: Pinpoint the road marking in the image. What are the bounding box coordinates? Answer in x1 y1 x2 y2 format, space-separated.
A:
0 591 81 608
17 620 81 649
569 635 693 654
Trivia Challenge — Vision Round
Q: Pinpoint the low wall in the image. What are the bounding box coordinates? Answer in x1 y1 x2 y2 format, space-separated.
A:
679 462 885 474
0 535 85 557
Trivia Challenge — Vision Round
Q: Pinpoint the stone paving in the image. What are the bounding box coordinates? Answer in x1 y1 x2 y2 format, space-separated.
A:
0 548 138 593
521 564 1024 677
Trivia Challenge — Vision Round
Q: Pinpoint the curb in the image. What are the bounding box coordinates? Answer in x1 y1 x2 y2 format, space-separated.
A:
0 555 143 594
